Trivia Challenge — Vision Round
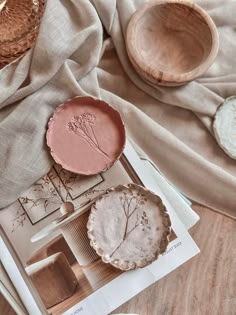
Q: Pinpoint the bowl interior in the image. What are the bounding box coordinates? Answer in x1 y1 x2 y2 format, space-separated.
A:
134 2 213 75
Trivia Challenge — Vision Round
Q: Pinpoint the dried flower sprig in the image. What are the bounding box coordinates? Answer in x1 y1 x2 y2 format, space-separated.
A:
67 113 110 160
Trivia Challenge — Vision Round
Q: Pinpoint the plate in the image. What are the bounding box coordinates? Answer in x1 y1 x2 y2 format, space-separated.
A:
46 96 126 175
87 183 171 271
213 96 236 159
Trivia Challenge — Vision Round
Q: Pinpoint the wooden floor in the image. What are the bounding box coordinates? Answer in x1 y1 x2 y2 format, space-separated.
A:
0 294 16 315
114 204 236 315
1 204 236 315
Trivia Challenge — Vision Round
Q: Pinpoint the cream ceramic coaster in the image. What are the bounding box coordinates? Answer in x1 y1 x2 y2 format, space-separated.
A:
213 96 236 159
87 183 171 271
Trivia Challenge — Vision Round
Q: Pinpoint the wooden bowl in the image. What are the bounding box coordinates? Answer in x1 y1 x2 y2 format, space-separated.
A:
126 0 219 86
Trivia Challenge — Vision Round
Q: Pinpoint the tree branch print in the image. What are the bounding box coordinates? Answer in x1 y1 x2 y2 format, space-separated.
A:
20 176 61 213
11 175 62 231
110 191 150 257
11 206 27 232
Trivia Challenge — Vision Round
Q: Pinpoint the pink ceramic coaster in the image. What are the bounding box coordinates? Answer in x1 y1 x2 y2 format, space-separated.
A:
47 96 126 175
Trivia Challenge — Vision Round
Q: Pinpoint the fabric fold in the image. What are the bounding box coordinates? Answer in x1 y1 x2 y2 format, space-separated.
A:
0 0 236 219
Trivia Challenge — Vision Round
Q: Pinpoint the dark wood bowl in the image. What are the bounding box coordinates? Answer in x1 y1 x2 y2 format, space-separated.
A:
126 0 219 86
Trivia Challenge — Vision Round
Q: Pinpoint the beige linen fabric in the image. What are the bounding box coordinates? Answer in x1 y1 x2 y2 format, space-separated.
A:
0 0 236 219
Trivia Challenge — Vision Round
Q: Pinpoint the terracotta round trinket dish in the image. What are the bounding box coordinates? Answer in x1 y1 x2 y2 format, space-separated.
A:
126 0 219 86
46 96 126 176
87 183 171 271
213 96 236 159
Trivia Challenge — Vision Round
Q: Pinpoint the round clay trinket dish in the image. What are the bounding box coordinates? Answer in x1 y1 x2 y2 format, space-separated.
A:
213 96 236 159
87 183 171 271
46 96 126 176
126 0 219 86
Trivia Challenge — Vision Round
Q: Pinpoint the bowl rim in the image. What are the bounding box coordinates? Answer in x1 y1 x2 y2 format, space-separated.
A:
126 0 219 85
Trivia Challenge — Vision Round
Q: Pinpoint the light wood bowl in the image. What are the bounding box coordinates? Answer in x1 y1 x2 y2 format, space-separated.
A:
126 0 219 86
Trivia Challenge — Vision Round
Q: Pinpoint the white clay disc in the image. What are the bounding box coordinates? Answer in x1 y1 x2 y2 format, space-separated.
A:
87 183 171 271
213 96 236 159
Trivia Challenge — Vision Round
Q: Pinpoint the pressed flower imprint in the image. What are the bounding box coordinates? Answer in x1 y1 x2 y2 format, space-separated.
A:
67 113 110 160
110 189 151 257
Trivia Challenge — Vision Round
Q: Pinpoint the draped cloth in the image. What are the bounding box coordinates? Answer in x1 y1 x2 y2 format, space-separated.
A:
0 0 236 219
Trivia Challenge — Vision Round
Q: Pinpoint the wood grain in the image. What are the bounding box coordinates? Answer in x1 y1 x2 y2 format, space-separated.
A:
113 204 236 315
0 293 16 315
126 0 219 86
